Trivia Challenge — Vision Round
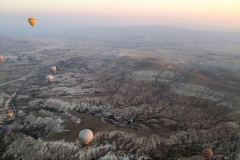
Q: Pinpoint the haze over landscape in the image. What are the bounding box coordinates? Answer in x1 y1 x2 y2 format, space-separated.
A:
1 0 240 31
0 0 240 160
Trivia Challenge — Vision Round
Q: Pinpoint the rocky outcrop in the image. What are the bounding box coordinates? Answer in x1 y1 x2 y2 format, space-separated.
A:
2 55 239 159
2 133 81 160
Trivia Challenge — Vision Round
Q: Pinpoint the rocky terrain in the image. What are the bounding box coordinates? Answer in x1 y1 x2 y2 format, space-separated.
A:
1 50 240 160
1 27 240 159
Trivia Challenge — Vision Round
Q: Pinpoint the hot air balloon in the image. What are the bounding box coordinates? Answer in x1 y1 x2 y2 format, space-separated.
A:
2 125 12 134
5 109 14 118
75 118 81 124
18 110 23 114
71 117 75 123
0 56 3 63
46 75 54 82
203 148 213 159
28 17 37 27
50 66 56 73
79 129 93 145
102 148 106 152
18 110 23 116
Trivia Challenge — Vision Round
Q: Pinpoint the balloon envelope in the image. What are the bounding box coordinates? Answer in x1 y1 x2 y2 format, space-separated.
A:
18 110 23 114
0 56 3 63
102 148 106 152
50 66 56 73
71 117 75 123
5 110 14 117
203 148 213 159
79 129 93 145
75 118 80 124
46 75 54 82
2 125 12 134
28 17 37 27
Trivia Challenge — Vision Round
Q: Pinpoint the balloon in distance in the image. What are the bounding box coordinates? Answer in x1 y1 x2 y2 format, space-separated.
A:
0 56 3 63
75 118 81 124
50 66 56 73
203 148 213 159
79 129 93 145
71 117 75 123
5 109 14 118
28 17 37 27
46 75 54 82
2 125 12 134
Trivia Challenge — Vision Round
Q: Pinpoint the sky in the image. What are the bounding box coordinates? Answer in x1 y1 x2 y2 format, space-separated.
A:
0 0 240 31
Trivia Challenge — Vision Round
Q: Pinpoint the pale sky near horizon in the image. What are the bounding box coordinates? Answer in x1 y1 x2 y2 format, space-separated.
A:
0 0 240 31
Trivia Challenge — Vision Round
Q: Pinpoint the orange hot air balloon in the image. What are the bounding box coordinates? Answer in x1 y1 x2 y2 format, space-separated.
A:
0 56 3 63
50 66 56 73
46 75 54 82
203 148 213 159
28 17 37 27
5 110 14 118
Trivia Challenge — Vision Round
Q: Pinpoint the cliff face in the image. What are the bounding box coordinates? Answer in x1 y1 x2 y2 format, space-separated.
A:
1 54 240 159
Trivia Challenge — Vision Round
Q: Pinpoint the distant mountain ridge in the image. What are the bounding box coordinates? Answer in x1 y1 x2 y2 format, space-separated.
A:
1 25 240 44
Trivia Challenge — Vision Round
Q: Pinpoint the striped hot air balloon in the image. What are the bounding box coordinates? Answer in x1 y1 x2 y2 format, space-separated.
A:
203 148 213 159
28 17 37 27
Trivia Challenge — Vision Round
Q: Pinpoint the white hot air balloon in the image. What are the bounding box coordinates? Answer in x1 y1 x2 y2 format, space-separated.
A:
79 129 93 145
75 118 81 124
46 75 54 82
18 110 23 115
50 66 56 73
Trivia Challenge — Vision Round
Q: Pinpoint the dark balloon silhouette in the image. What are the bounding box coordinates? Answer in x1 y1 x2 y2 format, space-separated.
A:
2 125 12 134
